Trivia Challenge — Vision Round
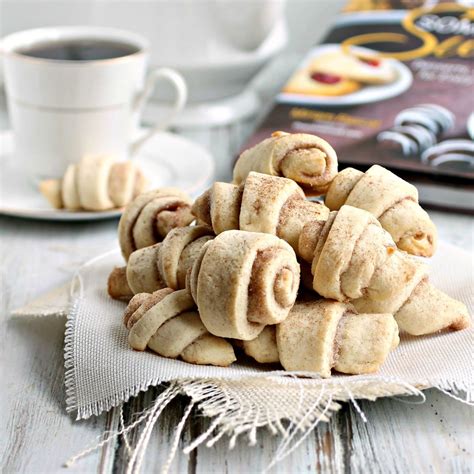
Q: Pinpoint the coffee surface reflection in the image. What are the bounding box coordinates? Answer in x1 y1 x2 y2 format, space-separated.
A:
17 39 140 61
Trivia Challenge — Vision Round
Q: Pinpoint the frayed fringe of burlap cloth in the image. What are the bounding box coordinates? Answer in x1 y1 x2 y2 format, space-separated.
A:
63 375 472 474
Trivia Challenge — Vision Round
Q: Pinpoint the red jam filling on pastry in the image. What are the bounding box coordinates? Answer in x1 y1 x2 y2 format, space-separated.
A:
310 72 342 84
358 57 381 67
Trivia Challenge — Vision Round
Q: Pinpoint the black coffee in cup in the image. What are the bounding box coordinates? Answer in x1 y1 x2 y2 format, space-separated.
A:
17 39 140 61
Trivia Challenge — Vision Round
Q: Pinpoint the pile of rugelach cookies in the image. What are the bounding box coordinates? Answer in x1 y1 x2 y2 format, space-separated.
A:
108 131 470 378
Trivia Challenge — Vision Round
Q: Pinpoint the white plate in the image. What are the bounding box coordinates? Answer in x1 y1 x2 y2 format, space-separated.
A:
277 44 413 108
0 129 215 221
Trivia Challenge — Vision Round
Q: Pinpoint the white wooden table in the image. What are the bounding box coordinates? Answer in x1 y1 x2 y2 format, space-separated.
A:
1 61 473 473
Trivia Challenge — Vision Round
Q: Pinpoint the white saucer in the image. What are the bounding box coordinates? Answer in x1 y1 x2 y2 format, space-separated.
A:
277 44 413 108
0 129 215 221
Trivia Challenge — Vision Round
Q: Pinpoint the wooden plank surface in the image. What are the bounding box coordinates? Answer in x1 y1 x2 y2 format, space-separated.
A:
350 392 473 474
0 217 114 474
109 386 473 473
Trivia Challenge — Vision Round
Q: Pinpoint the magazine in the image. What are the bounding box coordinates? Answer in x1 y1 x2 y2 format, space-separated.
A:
245 1 474 210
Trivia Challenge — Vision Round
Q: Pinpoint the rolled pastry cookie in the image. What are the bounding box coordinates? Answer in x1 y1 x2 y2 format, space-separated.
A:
38 155 148 211
299 206 397 302
108 267 133 300
108 225 214 299
189 230 300 340
124 288 236 367
118 188 194 260
233 132 338 195
243 300 399 377
353 270 470 336
39 179 63 209
126 244 165 295
192 171 329 251
242 326 279 364
325 165 437 257
76 155 116 210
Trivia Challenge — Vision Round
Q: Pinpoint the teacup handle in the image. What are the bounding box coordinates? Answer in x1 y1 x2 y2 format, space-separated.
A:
130 67 187 156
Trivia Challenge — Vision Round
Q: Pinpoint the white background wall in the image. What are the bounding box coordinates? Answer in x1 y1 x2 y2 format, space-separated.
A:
0 0 345 54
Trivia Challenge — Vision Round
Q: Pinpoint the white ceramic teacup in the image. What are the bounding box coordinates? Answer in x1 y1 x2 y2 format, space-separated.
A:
0 26 187 180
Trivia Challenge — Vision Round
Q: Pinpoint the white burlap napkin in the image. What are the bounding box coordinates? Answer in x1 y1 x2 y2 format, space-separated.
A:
13 240 473 471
